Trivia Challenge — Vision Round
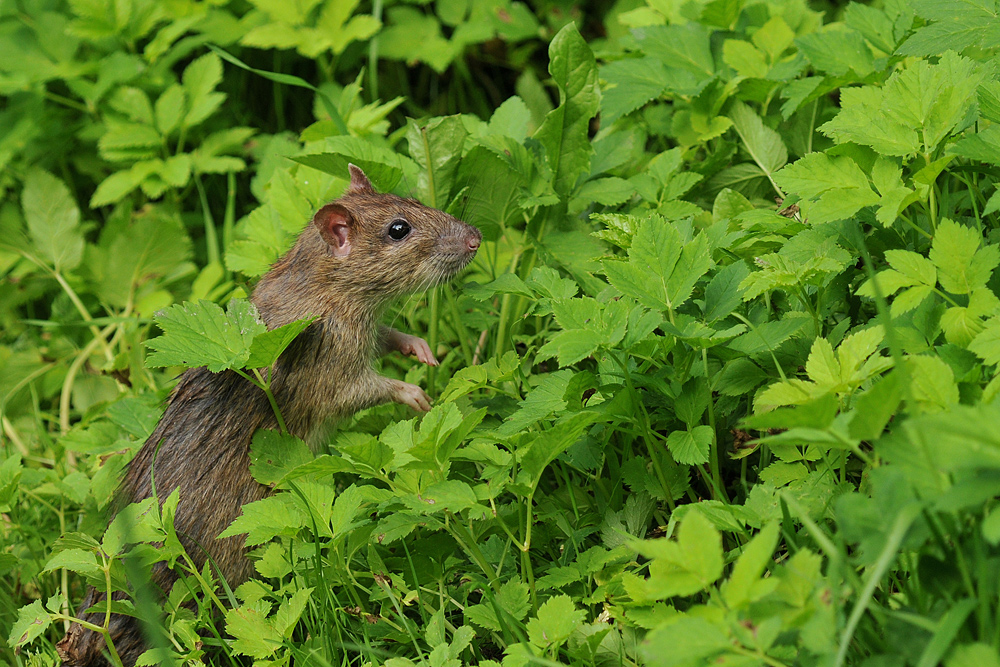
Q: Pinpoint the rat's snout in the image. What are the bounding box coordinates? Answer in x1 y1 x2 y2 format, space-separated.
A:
466 226 482 252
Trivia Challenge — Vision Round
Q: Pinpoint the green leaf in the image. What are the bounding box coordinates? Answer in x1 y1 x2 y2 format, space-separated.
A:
102 498 163 556
773 153 879 224
249 429 314 487
422 480 480 513
628 509 724 600
8 600 51 648
871 157 918 226
537 329 602 367
930 219 999 295
634 23 715 80
90 167 147 207
909 355 960 414
219 495 303 545
970 317 1000 365
848 370 905 441
795 25 873 77
899 0 1000 56
727 317 808 357
517 411 598 491
245 317 316 369
947 643 1000 667
820 52 984 156
89 210 192 307
145 299 266 372
226 602 283 658
729 102 787 182
723 39 768 78
526 595 585 649
666 426 713 465
704 262 750 322
599 57 668 125
722 522 780 609
182 52 225 127
406 115 467 207
602 216 712 313
952 125 1000 166
497 370 572 436
534 23 599 196
155 84 185 135
640 617 731 667
22 168 84 271
42 548 101 579
291 135 411 192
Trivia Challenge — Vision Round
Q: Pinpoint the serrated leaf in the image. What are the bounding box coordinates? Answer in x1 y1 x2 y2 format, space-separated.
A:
249 429 314 487
602 216 712 313
145 299 266 372
600 57 668 125
43 548 102 579
727 317 807 356
795 25 873 77
182 52 225 127
898 0 1000 56
90 209 192 307
291 136 410 192
8 600 51 648
275 587 312 638
640 616 730 666
226 603 283 658
722 522 780 609
909 354 960 414
219 495 303 545
526 595 585 649
666 426 713 465
930 219 999 295
773 153 879 224
422 480 479 513
245 317 316 369
22 169 84 271
518 411 598 490
497 370 572 436
821 52 984 156
629 509 723 600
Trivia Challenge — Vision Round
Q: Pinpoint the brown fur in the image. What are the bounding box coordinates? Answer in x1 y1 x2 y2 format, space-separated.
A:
57 168 481 666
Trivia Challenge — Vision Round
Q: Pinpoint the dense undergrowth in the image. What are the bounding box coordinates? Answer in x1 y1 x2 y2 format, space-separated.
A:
4 0 1000 665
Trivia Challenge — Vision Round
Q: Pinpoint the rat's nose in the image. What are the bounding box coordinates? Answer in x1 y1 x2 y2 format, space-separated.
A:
467 228 482 252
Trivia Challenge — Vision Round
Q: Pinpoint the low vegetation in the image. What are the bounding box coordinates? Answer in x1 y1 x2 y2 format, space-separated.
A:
3 0 1000 665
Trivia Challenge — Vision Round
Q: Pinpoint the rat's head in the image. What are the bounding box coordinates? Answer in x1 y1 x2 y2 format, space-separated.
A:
311 165 481 301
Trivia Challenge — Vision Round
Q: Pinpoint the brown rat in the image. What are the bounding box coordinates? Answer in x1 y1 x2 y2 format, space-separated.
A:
57 165 481 666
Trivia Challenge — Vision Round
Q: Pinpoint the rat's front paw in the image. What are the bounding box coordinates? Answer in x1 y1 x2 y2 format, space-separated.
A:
387 329 439 366
390 380 432 412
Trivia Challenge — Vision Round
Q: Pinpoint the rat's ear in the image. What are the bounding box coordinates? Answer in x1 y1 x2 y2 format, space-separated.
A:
313 203 354 257
347 163 376 195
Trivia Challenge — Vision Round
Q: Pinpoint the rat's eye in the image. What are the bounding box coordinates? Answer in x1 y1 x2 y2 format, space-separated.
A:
387 218 411 241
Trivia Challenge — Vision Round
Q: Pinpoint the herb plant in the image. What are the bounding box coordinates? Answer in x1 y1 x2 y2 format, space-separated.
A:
4 0 1000 666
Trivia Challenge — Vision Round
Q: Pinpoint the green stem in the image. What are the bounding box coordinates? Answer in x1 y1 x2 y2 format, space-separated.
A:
835 504 921 667
237 369 288 434
50 615 125 667
428 287 440 391
702 349 727 503
445 519 501 592
194 176 220 268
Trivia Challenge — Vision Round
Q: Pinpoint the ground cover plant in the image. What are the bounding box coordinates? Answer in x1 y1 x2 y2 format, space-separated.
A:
4 0 1000 665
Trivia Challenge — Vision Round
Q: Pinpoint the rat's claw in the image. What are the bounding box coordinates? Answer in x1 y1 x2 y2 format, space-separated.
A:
388 330 439 366
391 380 432 412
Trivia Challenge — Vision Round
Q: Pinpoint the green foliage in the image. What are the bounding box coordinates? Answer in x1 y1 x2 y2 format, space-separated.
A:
7 0 1000 666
